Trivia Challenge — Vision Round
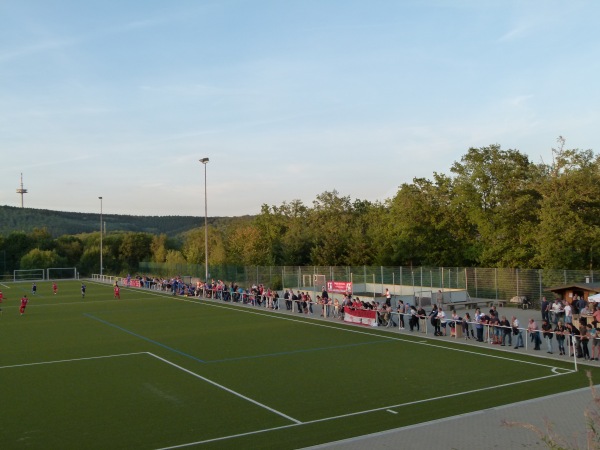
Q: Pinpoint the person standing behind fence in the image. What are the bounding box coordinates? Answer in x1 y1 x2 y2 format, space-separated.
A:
528 319 541 350
322 286 329 308
437 307 447 336
474 308 485 342
541 319 553 354
404 302 411 329
409 305 418 331
462 312 472 339
564 301 573 325
500 315 512 346
417 305 426 332
555 320 567 355
436 290 443 307
551 298 563 325
512 316 524 348
541 297 549 323
580 320 591 360
590 322 600 361
397 300 405 330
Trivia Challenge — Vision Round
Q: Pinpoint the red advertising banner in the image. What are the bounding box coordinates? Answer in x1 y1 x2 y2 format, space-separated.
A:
326 281 353 294
343 307 378 327
122 278 141 287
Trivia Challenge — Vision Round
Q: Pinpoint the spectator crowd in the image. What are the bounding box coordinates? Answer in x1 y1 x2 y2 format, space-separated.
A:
126 275 600 361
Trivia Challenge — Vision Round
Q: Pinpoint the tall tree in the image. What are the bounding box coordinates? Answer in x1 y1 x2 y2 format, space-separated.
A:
119 232 153 272
21 248 67 270
308 191 354 265
278 200 312 266
150 234 169 263
450 145 540 267
534 137 600 269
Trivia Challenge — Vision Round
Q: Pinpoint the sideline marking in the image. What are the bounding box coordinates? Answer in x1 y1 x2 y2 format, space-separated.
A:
117 287 571 373
22 282 570 372
174 295 563 371
305 382 600 449
0 352 147 370
154 370 574 449
147 352 302 425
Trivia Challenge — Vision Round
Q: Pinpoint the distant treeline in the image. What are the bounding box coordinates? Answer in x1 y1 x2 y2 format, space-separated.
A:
0 205 236 237
2 139 600 276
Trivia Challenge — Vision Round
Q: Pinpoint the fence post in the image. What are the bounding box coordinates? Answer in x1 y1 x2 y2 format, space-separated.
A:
400 266 403 294
495 268 498 301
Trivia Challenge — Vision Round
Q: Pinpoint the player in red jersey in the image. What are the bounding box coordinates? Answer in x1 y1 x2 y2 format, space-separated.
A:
114 285 121 299
52 282 58 295
0 289 4 303
20 295 29 315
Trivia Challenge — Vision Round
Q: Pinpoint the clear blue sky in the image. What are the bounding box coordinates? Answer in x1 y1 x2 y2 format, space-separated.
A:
1 1 598 217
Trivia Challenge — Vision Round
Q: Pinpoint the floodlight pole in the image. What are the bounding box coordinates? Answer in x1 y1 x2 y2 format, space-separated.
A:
99 196 103 278
200 158 209 281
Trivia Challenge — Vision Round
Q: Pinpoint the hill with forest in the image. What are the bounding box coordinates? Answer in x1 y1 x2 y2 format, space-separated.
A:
0 205 246 237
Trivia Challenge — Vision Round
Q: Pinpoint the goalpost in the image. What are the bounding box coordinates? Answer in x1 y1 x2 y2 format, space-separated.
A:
14 269 45 282
47 267 78 280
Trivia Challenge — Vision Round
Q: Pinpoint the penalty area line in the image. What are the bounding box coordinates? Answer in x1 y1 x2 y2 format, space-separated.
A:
147 352 302 425
0 352 148 370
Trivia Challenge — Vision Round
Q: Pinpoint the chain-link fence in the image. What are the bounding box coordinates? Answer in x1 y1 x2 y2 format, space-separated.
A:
137 262 598 309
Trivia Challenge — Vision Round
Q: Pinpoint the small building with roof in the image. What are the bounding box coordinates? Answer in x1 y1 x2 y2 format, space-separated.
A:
547 282 600 304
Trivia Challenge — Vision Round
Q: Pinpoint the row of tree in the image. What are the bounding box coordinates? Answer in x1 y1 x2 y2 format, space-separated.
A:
1 139 599 275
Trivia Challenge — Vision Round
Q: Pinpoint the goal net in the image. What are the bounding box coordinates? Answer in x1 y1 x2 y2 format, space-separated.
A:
47 267 78 280
14 269 45 282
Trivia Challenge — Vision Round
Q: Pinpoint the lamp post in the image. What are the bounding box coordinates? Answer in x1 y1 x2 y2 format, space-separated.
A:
199 158 209 281
99 196 103 278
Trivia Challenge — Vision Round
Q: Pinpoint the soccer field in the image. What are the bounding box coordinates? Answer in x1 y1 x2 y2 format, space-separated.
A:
0 280 596 449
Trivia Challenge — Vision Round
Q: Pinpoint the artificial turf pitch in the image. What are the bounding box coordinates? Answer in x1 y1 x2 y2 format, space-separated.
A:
0 280 596 449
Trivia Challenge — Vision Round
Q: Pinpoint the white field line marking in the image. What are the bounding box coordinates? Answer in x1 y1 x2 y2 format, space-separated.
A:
146 352 302 425
154 369 574 449
173 296 562 371
386 409 398 414
306 383 600 449
5 299 131 308
155 423 300 450
0 283 11 288
0 352 147 370
301 370 574 425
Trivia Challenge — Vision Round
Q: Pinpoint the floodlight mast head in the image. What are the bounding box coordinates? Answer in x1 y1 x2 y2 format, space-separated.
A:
200 157 209 164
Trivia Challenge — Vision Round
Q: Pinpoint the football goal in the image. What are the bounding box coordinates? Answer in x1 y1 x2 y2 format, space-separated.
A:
47 267 78 280
13 269 45 282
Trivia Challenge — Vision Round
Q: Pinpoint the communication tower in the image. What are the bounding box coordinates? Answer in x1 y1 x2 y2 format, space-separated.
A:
16 173 28 207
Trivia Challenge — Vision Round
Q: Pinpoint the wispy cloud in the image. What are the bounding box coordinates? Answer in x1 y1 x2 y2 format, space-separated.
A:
0 37 78 62
139 84 249 97
497 24 532 43
0 8 194 63
505 94 534 107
